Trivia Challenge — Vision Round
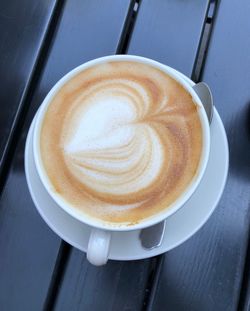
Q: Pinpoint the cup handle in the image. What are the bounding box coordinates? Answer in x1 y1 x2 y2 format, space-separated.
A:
87 228 111 266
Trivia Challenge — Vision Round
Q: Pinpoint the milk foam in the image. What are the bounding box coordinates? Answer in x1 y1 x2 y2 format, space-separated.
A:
63 91 164 199
40 60 203 223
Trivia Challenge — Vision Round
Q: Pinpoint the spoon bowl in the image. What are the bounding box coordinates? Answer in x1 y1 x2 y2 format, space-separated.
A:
139 82 214 250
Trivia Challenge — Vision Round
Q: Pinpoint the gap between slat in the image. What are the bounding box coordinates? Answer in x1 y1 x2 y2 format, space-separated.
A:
143 1 219 310
44 1 219 309
0 0 66 196
41 1 223 310
44 1 141 309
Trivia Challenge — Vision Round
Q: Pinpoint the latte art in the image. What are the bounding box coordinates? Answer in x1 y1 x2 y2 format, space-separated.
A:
64 82 165 202
40 61 203 224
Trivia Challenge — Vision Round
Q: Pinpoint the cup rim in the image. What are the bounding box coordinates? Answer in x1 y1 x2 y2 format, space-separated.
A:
33 54 210 231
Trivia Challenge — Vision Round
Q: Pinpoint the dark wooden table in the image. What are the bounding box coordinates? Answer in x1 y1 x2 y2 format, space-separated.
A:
1 0 250 310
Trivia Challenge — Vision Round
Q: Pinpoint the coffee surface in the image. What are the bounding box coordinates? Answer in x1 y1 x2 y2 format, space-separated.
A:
40 61 202 224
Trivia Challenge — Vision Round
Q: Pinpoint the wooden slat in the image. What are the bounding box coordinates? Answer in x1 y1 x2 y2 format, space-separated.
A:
54 1 210 310
128 0 210 76
0 0 131 310
52 2 158 311
0 0 57 173
54 250 155 311
150 0 250 310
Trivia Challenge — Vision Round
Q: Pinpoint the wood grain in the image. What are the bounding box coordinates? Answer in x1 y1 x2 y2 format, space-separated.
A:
54 1 210 310
0 0 131 310
128 0 210 76
54 250 156 311
150 0 250 310
0 0 58 174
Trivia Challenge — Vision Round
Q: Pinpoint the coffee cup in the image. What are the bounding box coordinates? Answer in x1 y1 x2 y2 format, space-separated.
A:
32 55 210 265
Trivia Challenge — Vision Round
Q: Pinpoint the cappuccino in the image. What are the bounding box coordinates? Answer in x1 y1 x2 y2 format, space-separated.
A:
40 60 202 224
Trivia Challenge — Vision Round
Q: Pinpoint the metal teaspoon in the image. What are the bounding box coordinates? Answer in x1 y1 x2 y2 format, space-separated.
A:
139 82 214 250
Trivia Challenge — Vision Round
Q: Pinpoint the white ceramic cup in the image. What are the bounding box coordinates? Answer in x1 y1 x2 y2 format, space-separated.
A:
33 55 210 266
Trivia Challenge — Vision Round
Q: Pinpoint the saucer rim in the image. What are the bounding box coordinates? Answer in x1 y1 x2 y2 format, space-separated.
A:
25 77 229 260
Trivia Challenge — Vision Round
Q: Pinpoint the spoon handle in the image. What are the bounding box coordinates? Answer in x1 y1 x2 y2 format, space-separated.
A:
139 221 166 249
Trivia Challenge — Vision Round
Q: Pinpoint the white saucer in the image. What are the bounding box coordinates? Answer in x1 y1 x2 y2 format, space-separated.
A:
25 78 229 261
